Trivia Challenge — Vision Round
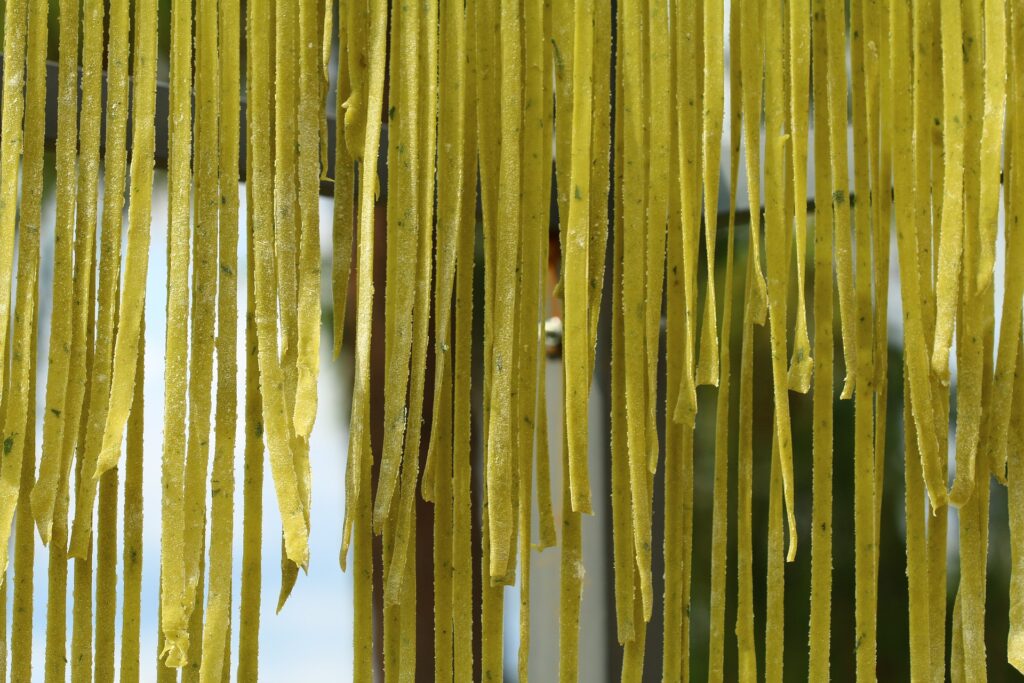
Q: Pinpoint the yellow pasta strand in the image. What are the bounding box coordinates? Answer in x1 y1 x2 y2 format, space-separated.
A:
706 10 737 681
374 0 422 536
68 0 130 560
978 0 1009 481
786 0 812 392
765 429 785 682
294 0 325 442
564 0 595 516
949 0 985 509
0 0 33 585
735 180 759 683
762 0 798 565
238 1 265 676
645 0 670 462
199 0 240 674
822 0 858 401
8 0 45 678
696 0 724 389
672 0 702 425
94 0 159 484
931 0 967 382
249 0 310 610
30 0 80 547
158 0 195 664
621 0 653 623
451 18 478 672
332 0 355 360
275 0 308 609
808 0 834 673
120 320 144 682
483 0 525 577
180 0 220 640
610 6 634 644
886 0 947 513
738 0 768 328
0 0 27 406
343 0 368 160
340 0 387 568
850 0 879 673
558 427 583 682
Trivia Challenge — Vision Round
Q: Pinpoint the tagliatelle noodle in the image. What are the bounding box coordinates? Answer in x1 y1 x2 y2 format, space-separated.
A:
30 0 79 548
157 0 194 665
199 0 241 675
808 0 835 674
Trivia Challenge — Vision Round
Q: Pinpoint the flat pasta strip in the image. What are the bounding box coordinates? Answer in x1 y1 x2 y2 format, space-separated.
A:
0 0 27 403
696 0 724 389
199 0 241 674
621 0 653 622
850 0 878 673
765 431 785 681
738 0 768 327
68 0 131 560
483 0 525 577
158 0 195 665
94 0 159 484
563 0 595 516
823 0 858 400
786 0 812 392
931 0 967 381
249 0 310 582
887 0 947 512
451 23 478 672
977 0 1010 481
762 0 798 564
238 0 266 675
8 0 45 678
30 0 80 546
373 0 422 536
181 0 220 633
808 0 834 673
0 0 34 581
294 0 325 442
332 0 355 360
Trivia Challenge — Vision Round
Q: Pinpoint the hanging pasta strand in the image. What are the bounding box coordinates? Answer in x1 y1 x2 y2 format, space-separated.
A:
341 0 388 676
696 0 724 389
251 0 310 599
8 1 45 680
238 0 266 676
332 0 355 361
762 0 798 566
787 0 812 392
808 0 835 674
158 0 195 665
69 0 130 609
274 0 309 610
0 0 26 407
620 0 654 625
199 0 241 675
31 0 80 547
848 0 879 672
373 0 421 541
978 0 1009 482
564 0 595 517
294 0 325 443
706 1 738 673
0 0 31 581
